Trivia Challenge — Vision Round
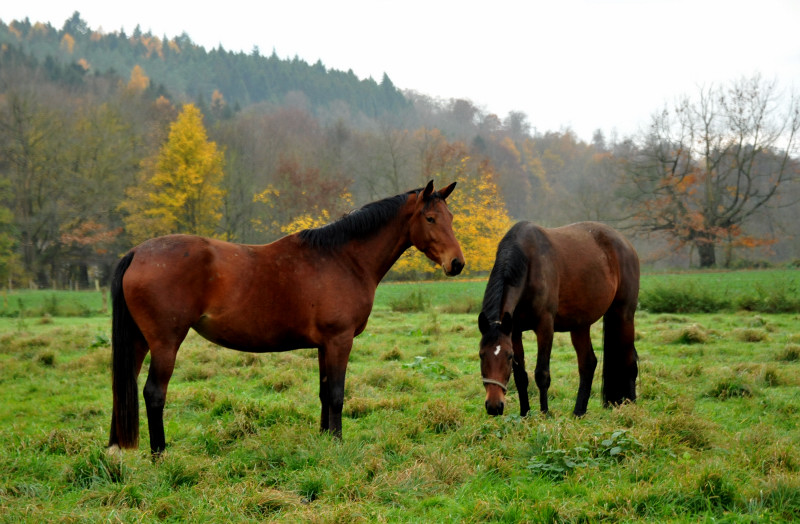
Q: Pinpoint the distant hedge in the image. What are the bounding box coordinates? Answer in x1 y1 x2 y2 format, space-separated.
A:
639 273 800 313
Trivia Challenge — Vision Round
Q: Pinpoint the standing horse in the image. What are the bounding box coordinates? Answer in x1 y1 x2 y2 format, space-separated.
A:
477 221 639 417
109 181 465 454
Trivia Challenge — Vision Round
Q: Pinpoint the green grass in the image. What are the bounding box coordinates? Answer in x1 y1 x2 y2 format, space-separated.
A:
1 271 799 521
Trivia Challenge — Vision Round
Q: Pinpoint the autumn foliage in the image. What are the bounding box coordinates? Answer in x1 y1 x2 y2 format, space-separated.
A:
392 151 513 278
122 104 225 243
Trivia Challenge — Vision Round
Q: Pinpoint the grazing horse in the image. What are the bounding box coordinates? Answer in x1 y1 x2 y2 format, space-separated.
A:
109 181 464 454
477 221 639 417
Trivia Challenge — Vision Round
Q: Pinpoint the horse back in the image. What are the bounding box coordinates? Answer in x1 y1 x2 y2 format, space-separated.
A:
520 222 638 330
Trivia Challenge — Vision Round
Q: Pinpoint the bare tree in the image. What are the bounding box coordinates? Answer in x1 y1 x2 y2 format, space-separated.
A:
622 75 800 267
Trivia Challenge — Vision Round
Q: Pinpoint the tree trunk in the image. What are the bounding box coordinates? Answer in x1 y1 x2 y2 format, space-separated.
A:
696 241 716 268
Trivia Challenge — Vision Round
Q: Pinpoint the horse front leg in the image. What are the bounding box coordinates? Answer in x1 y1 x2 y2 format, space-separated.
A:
570 327 598 417
511 331 530 417
533 319 554 414
318 333 354 439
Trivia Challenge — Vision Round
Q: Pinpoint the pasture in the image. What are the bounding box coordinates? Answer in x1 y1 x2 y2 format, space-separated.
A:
1 270 799 522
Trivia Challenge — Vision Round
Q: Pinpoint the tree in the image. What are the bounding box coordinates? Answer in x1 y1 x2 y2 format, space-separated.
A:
391 143 513 278
622 76 800 267
127 65 149 93
0 90 67 286
122 104 225 243
251 157 352 239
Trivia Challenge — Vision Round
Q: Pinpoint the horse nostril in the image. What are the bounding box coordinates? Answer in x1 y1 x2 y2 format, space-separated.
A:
449 258 464 276
485 400 505 416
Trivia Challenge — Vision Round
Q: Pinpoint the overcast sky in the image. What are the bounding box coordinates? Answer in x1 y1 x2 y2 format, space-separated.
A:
4 1 799 141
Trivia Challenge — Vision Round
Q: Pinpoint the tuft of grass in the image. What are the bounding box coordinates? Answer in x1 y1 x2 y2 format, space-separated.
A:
419 399 463 433
670 324 708 344
706 376 753 400
37 351 55 366
438 295 481 314
244 488 297 518
696 470 739 511
381 346 403 361
762 366 783 387
733 328 768 342
776 344 800 362
657 414 713 450
64 449 126 488
157 453 202 488
760 477 800 521
389 290 430 312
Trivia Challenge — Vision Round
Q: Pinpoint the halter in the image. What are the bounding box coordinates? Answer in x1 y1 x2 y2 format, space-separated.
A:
482 377 508 393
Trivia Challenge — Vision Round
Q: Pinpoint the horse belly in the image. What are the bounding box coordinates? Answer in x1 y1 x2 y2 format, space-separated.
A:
554 282 615 332
192 314 312 353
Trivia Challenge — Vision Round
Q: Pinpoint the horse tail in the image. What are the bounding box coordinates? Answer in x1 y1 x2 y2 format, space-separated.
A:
602 322 639 406
110 251 140 449
601 246 640 406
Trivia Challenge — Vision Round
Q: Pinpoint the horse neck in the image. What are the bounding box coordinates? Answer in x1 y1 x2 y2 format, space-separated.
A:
483 246 530 322
341 199 415 284
484 282 525 322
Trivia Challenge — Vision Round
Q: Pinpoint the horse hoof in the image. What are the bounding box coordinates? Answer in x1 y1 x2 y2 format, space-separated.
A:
106 444 121 456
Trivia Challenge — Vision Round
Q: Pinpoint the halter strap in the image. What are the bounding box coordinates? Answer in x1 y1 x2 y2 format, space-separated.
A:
482 377 508 393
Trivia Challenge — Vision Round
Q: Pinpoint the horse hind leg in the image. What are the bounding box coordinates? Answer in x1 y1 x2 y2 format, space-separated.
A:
601 306 638 406
142 339 182 455
570 327 598 417
533 323 554 414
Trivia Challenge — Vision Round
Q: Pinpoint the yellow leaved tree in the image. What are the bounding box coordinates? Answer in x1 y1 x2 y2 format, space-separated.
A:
122 103 225 244
391 155 513 279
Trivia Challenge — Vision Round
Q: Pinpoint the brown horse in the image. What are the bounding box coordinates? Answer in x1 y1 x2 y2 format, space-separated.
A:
477 221 639 417
109 181 464 454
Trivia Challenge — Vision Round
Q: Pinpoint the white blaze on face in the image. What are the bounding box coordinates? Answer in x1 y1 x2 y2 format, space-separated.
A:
494 345 502 356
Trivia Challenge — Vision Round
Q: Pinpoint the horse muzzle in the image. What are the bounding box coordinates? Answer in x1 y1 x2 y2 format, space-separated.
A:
483 377 507 416
485 399 505 416
445 258 464 276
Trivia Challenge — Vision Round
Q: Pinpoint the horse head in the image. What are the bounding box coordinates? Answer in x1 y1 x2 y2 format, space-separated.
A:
478 311 514 416
408 180 465 276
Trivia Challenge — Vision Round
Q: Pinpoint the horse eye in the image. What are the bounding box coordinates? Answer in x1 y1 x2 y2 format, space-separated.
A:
426 216 435 224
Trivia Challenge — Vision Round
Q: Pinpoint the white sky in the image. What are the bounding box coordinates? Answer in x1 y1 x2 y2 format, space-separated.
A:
3 0 799 141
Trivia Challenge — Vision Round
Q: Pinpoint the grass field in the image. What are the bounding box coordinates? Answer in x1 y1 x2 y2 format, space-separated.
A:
1 270 799 522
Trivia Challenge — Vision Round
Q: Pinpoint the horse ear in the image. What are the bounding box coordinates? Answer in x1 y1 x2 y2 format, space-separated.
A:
438 182 456 200
478 312 489 334
500 312 513 335
422 180 434 201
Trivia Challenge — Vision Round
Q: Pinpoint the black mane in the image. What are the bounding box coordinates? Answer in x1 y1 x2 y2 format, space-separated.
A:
481 223 530 322
298 189 420 250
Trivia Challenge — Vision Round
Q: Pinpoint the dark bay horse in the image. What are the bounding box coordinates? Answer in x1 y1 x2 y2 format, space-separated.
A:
110 181 465 454
477 221 639 417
